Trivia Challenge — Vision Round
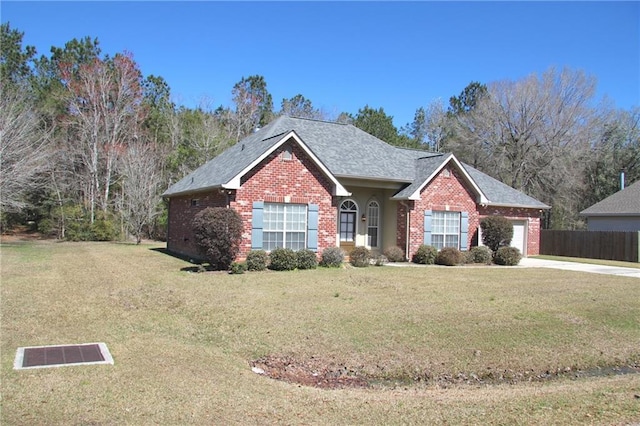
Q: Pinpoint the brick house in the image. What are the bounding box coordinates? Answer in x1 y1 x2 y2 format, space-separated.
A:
163 116 549 261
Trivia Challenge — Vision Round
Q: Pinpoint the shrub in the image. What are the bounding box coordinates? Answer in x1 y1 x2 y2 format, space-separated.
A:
412 245 437 265
435 247 465 266
383 246 405 262
349 246 371 267
320 247 344 267
494 246 522 266
246 250 268 271
91 218 118 241
374 255 388 266
480 216 513 252
296 249 318 270
467 246 493 264
229 262 246 274
268 247 297 271
192 207 244 270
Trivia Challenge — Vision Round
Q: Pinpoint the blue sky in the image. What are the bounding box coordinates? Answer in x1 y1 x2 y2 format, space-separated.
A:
2 1 639 128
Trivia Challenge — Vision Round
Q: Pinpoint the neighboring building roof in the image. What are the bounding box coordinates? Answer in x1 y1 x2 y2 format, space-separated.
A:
163 115 550 209
580 180 640 217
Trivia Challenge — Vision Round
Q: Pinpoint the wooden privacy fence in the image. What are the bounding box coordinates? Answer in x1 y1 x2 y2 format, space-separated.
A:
540 230 640 263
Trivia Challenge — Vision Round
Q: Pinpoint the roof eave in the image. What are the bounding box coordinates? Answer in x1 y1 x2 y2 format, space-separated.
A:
580 212 640 217
162 184 223 199
484 201 551 210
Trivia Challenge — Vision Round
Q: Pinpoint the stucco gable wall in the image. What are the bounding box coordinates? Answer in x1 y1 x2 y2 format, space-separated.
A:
233 141 337 258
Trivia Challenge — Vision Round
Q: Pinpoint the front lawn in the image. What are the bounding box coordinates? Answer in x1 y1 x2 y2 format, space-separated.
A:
1 241 639 425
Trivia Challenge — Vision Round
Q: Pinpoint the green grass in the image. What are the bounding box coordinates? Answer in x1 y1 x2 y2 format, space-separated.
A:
534 254 640 269
2 241 639 425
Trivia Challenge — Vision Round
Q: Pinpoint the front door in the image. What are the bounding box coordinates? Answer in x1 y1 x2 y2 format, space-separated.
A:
339 200 357 254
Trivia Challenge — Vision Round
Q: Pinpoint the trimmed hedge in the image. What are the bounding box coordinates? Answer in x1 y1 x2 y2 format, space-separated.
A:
383 246 405 262
412 245 437 265
435 247 465 266
350 246 371 267
246 250 268 271
296 249 318 270
494 246 522 266
268 247 297 271
466 246 493 264
320 247 345 268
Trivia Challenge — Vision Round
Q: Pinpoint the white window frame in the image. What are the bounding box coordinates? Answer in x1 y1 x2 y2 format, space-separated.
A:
367 201 380 248
263 203 307 251
339 199 358 242
432 211 460 250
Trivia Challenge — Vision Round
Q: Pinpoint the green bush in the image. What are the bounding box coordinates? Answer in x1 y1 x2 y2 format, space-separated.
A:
494 246 522 266
296 249 318 270
480 216 513 252
268 247 297 271
412 245 437 264
229 262 247 274
91 218 118 241
192 207 244 270
435 247 465 266
349 246 371 267
246 250 268 271
320 247 344 267
466 246 493 264
383 246 405 262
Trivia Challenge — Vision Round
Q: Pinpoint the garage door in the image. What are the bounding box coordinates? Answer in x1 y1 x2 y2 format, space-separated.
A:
510 220 527 256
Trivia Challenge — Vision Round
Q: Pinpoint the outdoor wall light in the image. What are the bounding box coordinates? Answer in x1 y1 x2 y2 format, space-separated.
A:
361 214 366 222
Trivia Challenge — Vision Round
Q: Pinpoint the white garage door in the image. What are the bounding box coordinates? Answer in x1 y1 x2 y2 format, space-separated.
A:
510 220 527 256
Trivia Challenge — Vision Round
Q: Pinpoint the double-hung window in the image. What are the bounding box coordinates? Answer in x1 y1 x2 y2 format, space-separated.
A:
432 211 460 250
263 203 307 251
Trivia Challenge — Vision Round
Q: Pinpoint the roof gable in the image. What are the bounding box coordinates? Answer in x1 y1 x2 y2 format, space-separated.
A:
580 180 640 216
391 154 489 203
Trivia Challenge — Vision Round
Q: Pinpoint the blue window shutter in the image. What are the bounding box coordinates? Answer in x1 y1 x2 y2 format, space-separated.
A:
460 212 469 251
423 210 432 246
251 201 264 250
307 204 319 251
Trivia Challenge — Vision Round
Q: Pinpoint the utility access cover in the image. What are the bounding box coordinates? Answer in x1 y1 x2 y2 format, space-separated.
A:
14 343 114 370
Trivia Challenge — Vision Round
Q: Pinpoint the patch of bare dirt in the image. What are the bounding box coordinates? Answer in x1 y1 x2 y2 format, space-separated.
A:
251 355 640 390
250 355 369 389
0 226 47 243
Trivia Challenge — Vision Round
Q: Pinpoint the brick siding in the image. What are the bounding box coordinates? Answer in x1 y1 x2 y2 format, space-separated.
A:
398 165 543 258
166 139 337 261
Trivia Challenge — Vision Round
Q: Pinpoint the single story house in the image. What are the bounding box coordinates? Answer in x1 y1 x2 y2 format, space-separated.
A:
163 116 550 261
580 179 640 231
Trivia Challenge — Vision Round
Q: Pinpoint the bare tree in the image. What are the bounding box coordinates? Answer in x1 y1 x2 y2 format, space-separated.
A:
60 52 145 222
0 88 50 214
447 67 600 226
119 138 162 244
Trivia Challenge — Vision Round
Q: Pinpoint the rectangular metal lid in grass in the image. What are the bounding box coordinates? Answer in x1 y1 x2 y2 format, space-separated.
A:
14 342 113 370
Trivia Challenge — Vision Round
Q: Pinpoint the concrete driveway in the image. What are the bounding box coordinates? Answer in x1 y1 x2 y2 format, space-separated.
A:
520 257 640 279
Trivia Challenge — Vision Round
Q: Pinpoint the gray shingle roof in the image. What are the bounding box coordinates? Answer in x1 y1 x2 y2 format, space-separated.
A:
580 180 640 216
463 164 550 209
163 115 549 210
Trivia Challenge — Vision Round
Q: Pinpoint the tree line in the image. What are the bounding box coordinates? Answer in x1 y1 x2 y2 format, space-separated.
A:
1 23 638 242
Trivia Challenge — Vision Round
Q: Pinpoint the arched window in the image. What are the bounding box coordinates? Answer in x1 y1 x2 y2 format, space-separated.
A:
339 200 358 242
367 201 380 247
